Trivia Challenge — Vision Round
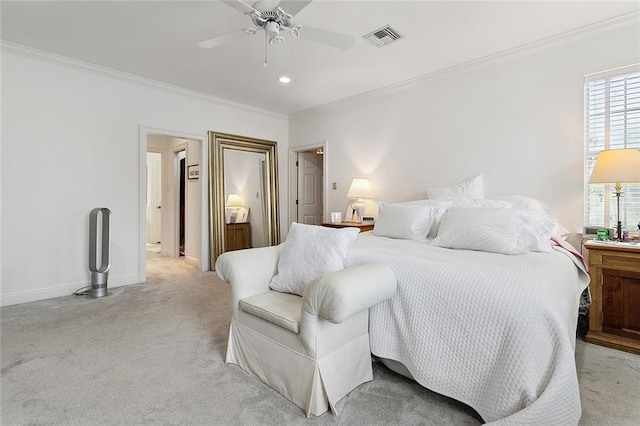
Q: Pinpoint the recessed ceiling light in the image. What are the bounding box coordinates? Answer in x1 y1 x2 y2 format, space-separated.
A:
278 76 291 84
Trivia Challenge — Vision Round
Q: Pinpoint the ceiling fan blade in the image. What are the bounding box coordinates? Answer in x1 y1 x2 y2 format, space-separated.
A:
299 25 354 50
221 0 258 15
197 29 248 49
277 0 313 17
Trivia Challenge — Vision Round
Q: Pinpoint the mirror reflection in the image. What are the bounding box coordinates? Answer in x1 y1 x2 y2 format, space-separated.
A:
209 132 279 266
224 149 270 250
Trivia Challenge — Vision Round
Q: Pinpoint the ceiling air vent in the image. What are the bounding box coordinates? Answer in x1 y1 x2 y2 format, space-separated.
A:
363 25 403 47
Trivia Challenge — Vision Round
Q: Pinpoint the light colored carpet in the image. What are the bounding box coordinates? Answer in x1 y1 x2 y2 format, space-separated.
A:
1 256 639 425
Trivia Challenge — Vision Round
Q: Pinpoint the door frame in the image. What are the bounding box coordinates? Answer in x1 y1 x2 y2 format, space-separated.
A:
138 126 209 283
288 142 328 232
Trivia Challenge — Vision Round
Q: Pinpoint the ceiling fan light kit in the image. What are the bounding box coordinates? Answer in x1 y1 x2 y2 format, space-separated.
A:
199 0 355 66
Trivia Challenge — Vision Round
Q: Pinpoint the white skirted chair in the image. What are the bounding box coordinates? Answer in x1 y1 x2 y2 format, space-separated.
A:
215 245 397 417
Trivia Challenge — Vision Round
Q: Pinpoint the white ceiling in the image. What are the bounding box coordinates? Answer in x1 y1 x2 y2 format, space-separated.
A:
2 1 639 114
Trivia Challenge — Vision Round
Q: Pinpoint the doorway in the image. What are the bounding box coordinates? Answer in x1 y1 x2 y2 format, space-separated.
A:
297 150 324 224
289 143 328 228
139 127 209 283
146 136 188 260
142 131 207 274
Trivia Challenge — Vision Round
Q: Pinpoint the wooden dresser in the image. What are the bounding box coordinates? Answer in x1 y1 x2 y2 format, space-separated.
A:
226 222 251 251
584 241 640 355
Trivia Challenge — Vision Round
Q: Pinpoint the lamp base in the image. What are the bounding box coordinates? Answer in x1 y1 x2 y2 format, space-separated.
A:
356 204 365 223
615 188 622 242
617 220 623 242
349 201 365 223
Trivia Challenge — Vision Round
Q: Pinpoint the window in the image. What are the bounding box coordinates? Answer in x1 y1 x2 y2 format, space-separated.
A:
584 65 640 232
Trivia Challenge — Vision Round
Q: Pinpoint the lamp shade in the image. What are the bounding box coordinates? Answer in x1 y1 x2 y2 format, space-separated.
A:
226 193 244 208
589 148 640 184
347 178 371 199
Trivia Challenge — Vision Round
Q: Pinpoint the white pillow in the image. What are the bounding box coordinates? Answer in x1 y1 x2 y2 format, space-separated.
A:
400 199 453 238
402 199 453 208
431 208 554 254
450 198 512 209
488 196 548 213
269 223 359 296
551 221 570 241
518 211 555 252
427 175 484 200
373 201 437 240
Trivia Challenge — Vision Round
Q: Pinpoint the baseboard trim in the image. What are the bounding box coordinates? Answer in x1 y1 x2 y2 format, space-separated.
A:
184 255 199 267
0 274 140 307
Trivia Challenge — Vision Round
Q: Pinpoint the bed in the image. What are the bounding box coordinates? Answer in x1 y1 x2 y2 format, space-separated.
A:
344 230 589 425
334 175 590 424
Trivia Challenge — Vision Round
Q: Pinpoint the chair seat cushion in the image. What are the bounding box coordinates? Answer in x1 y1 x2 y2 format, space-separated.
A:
239 291 302 334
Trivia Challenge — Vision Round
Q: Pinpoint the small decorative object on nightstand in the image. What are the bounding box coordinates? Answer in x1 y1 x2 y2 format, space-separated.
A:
321 222 374 233
584 240 640 355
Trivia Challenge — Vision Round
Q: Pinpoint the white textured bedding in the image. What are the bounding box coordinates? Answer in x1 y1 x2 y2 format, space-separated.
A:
345 232 590 425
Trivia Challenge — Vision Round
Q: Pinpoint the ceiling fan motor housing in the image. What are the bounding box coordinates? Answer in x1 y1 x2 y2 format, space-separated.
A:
251 6 293 30
264 20 280 38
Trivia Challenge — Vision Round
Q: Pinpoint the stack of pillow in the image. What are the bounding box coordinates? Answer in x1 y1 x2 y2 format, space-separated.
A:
373 174 566 255
268 175 568 296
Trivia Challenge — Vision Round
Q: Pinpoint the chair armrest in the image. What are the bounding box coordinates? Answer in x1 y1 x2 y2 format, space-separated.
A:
215 245 282 317
302 263 397 323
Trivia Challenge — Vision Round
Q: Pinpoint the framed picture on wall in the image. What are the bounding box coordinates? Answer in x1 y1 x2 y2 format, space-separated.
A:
188 164 199 180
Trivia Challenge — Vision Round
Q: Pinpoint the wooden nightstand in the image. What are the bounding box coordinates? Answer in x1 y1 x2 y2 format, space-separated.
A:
321 222 374 232
226 222 251 251
584 241 640 355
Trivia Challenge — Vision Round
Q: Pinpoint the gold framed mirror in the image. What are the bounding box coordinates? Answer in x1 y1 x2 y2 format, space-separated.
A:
208 132 280 267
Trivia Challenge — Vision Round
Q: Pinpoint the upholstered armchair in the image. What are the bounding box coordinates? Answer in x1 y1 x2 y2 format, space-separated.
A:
215 245 397 417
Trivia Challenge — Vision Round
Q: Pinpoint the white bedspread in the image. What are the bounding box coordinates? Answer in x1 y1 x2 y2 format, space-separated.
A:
346 233 590 425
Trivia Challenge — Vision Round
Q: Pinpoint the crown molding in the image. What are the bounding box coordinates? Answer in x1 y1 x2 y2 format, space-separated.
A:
0 41 288 121
291 10 640 119
3 9 638 121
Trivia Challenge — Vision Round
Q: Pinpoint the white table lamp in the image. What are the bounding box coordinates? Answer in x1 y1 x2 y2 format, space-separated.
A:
226 194 244 223
588 148 640 241
347 178 371 223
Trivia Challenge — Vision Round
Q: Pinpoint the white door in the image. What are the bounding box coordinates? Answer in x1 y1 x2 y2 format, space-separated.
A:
147 152 162 244
297 152 323 224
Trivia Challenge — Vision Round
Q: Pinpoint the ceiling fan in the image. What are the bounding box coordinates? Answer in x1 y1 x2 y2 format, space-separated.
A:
198 0 355 66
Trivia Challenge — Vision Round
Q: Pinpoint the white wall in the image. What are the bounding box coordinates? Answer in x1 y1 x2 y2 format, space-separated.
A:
289 24 640 236
1 48 288 306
